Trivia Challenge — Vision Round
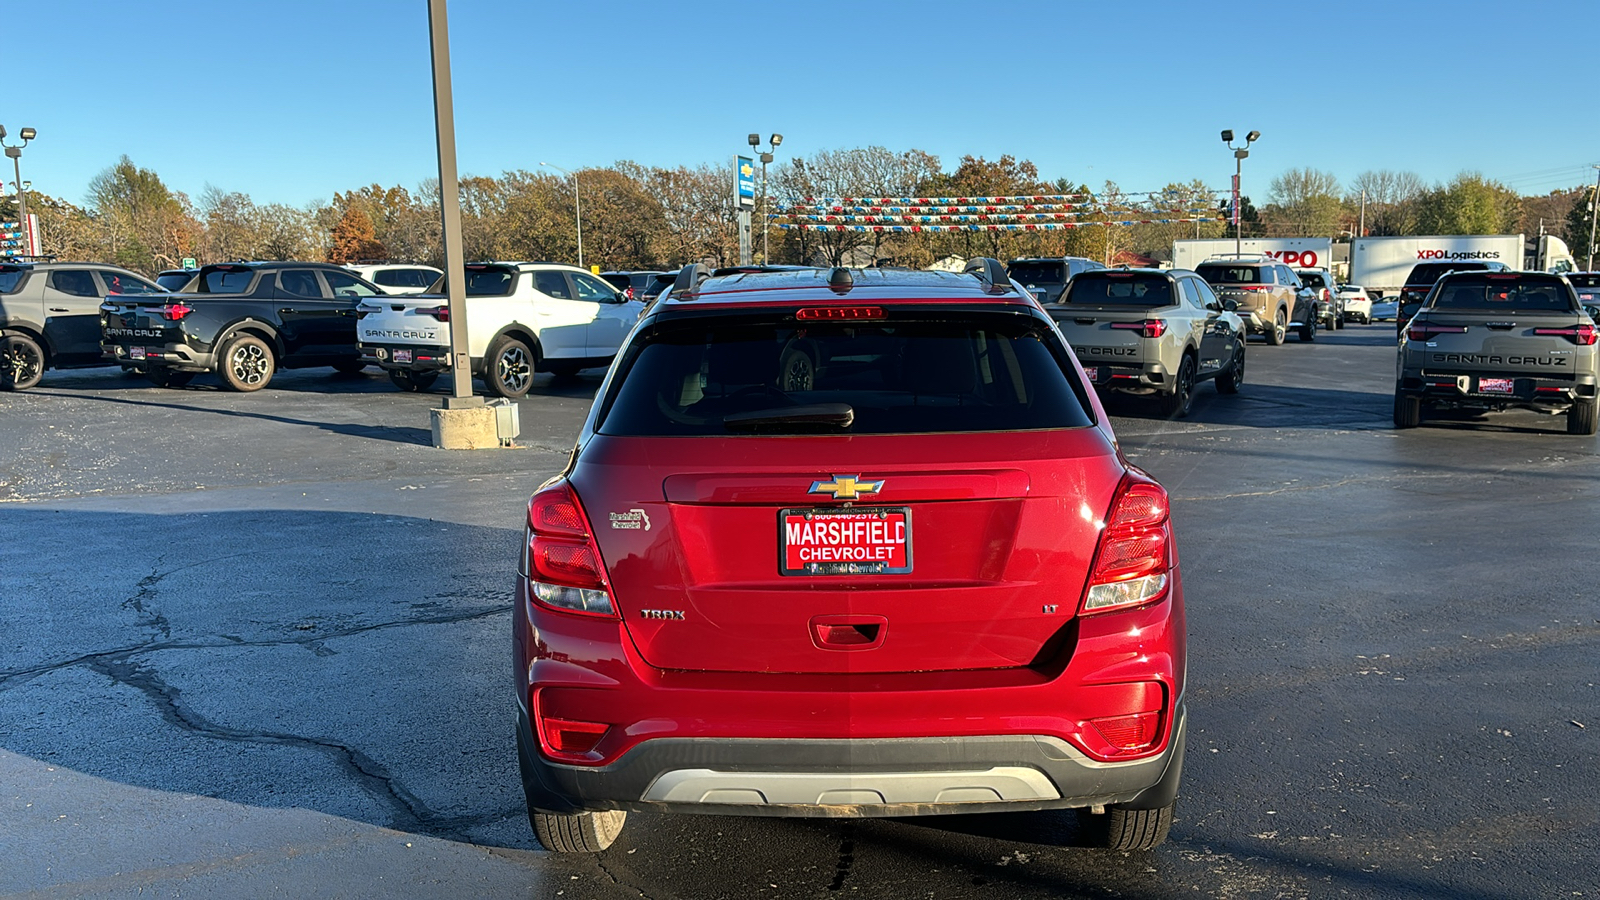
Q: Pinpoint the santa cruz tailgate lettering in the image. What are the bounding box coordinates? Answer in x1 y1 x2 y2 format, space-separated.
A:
1429 353 1568 366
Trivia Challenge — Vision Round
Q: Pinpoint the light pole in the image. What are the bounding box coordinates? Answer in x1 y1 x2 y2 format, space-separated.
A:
1 125 38 255
540 161 583 269
1587 165 1600 272
749 133 782 263
1220 129 1259 257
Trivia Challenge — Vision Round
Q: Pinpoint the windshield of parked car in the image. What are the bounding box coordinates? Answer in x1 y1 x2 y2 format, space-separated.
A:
1195 264 1263 284
1430 274 1574 312
597 311 1093 436
1405 262 1493 287
1297 271 1329 289
1062 272 1174 306
1006 262 1066 284
156 272 193 291
427 266 518 296
0 266 26 293
1567 273 1600 288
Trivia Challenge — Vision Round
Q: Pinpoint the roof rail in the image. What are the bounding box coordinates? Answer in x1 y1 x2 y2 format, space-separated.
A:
672 262 714 296
963 257 1010 290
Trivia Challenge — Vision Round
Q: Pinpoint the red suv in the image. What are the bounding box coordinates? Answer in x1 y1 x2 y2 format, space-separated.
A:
513 260 1188 853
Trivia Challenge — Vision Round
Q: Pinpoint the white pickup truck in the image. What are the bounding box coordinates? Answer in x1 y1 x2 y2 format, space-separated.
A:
355 262 643 396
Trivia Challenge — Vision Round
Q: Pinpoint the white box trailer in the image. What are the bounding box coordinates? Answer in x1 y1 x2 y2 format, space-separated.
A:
1349 235 1523 297
1172 238 1334 272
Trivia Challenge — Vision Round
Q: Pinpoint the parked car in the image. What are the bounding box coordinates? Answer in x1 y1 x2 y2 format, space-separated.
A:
1395 270 1598 434
1294 267 1342 330
599 270 670 303
1194 256 1317 344
345 263 444 296
1369 298 1400 321
356 262 642 396
513 259 1188 854
1396 260 1511 334
1337 284 1373 323
1047 267 1245 416
100 261 384 391
1566 272 1600 320
1006 257 1107 303
155 268 199 292
0 261 165 390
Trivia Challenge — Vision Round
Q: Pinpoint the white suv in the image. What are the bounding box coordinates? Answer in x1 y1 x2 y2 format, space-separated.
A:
344 264 444 296
1336 284 1372 323
356 262 643 396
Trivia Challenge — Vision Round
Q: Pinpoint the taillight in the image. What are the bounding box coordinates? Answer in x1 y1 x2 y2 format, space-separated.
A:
1111 320 1168 338
159 302 193 321
1407 323 1468 342
538 714 610 756
1533 324 1599 345
523 481 616 617
1237 285 1270 292
1080 473 1172 615
419 305 449 322
1088 711 1161 752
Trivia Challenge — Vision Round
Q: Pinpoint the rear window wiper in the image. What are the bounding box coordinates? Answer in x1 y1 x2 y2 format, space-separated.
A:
723 403 854 431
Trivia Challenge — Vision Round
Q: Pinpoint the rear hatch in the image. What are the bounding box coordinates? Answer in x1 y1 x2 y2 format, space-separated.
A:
572 306 1122 675
356 294 449 347
1006 261 1066 304
101 294 192 346
1195 263 1271 316
1047 271 1179 370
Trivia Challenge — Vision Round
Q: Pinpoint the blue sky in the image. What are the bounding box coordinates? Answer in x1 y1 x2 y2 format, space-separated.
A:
12 0 1599 209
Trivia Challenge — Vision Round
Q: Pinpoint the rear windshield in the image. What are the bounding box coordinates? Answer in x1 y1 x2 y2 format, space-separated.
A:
156 272 193 291
1297 271 1329 289
1063 272 1174 306
600 273 630 291
0 267 25 294
1406 262 1493 286
1567 273 1600 289
427 267 518 296
1430 275 1574 312
373 269 435 289
201 268 255 293
597 311 1093 436
1195 264 1263 284
1007 262 1065 285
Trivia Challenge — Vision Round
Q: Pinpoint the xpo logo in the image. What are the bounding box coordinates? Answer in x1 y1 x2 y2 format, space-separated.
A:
1264 250 1320 268
1417 249 1502 260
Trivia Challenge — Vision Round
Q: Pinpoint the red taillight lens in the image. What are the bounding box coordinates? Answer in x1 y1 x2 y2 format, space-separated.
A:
1237 285 1270 292
419 305 449 322
1533 324 1599 345
524 482 616 617
1111 320 1168 338
1089 711 1162 751
159 302 193 321
1081 474 1172 615
1407 323 1468 342
538 714 610 756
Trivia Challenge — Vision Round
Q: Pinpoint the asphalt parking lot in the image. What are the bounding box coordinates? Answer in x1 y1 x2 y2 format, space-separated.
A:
2 323 1596 899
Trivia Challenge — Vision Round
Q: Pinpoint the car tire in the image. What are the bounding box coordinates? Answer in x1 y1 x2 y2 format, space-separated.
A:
779 345 816 392
388 369 439 392
1299 315 1317 342
486 335 536 398
146 368 195 389
1161 355 1196 418
1215 347 1243 394
1393 393 1421 429
1265 310 1286 346
1568 400 1598 436
332 359 367 374
218 334 276 392
1079 802 1174 851
529 809 626 853
0 333 46 391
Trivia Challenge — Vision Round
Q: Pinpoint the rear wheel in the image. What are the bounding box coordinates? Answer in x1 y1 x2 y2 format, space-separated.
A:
1265 310 1286 345
1079 802 1175 851
218 334 275 392
146 368 195 389
1215 347 1243 394
1393 393 1421 429
1568 400 1598 436
1299 314 1317 342
388 369 439 392
0 333 45 391
486 336 536 398
529 808 627 853
1161 355 1196 418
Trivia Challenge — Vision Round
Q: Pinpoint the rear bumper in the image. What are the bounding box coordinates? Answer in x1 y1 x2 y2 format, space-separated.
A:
1398 369 1598 409
1078 358 1171 394
516 704 1186 818
360 343 452 373
102 342 214 372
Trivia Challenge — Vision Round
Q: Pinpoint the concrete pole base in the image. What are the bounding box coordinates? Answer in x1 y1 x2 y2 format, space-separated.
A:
430 406 498 450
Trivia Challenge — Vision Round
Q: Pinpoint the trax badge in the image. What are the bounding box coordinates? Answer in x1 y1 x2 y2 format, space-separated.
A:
809 475 885 501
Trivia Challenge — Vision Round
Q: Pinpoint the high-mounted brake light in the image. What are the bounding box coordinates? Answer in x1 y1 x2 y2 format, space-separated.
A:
795 306 884 321
1111 320 1168 339
1080 473 1173 615
1533 323 1599 345
418 305 449 322
1407 323 1468 342
524 482 616 617
159 302 194 321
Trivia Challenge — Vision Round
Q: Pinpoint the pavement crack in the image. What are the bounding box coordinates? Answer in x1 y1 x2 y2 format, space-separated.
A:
827 821 857 892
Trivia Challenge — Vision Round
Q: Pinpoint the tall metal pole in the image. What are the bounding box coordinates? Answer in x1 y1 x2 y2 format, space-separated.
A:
1234 153 1243 258
1358 188 1366 239
759 157 768 264
426 0 477 407
1587 165 1600 272
8 154 26 253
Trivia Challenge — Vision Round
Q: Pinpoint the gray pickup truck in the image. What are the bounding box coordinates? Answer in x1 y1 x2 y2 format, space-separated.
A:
1048 267 1246 417
1394 270 1598 434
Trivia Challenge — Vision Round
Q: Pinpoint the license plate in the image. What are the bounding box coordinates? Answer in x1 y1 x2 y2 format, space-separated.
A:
1082 366 1101 381
780 507 912 576
130 347 146 360
393 349 413 364
1478 377 1514 394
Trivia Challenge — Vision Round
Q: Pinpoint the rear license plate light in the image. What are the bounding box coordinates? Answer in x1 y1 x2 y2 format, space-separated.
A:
1477 377 1514 394
780 507 911 576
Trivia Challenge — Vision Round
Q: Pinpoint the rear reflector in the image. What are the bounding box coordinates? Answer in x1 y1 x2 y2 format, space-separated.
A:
795 306 884 321
538 715 610 756
1089 711 1161 751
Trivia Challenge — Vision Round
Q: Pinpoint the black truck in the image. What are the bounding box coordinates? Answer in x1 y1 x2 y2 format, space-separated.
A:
100 261 385 391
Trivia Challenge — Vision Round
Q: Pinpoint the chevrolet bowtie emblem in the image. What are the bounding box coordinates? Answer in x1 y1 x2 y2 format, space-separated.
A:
808 475 885 501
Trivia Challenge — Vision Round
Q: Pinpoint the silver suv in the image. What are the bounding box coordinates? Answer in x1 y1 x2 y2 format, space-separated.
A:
1 261 163 390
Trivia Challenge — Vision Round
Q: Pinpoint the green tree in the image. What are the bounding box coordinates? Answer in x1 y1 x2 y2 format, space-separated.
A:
1415 172 1520 235
1565 186 1598 268
85 155 197 273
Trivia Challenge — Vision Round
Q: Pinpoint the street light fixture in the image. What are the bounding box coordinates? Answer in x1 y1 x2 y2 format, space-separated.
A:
1 124 37 256
753 133 783 263
540 161 583 269
1220 128 1259 257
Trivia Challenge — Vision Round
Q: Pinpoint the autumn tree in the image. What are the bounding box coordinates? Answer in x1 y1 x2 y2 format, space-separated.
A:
327 207 386 263
85 155 198 273
1347 170 1425 236
1415 172 1520 235
1566 186 1599 268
